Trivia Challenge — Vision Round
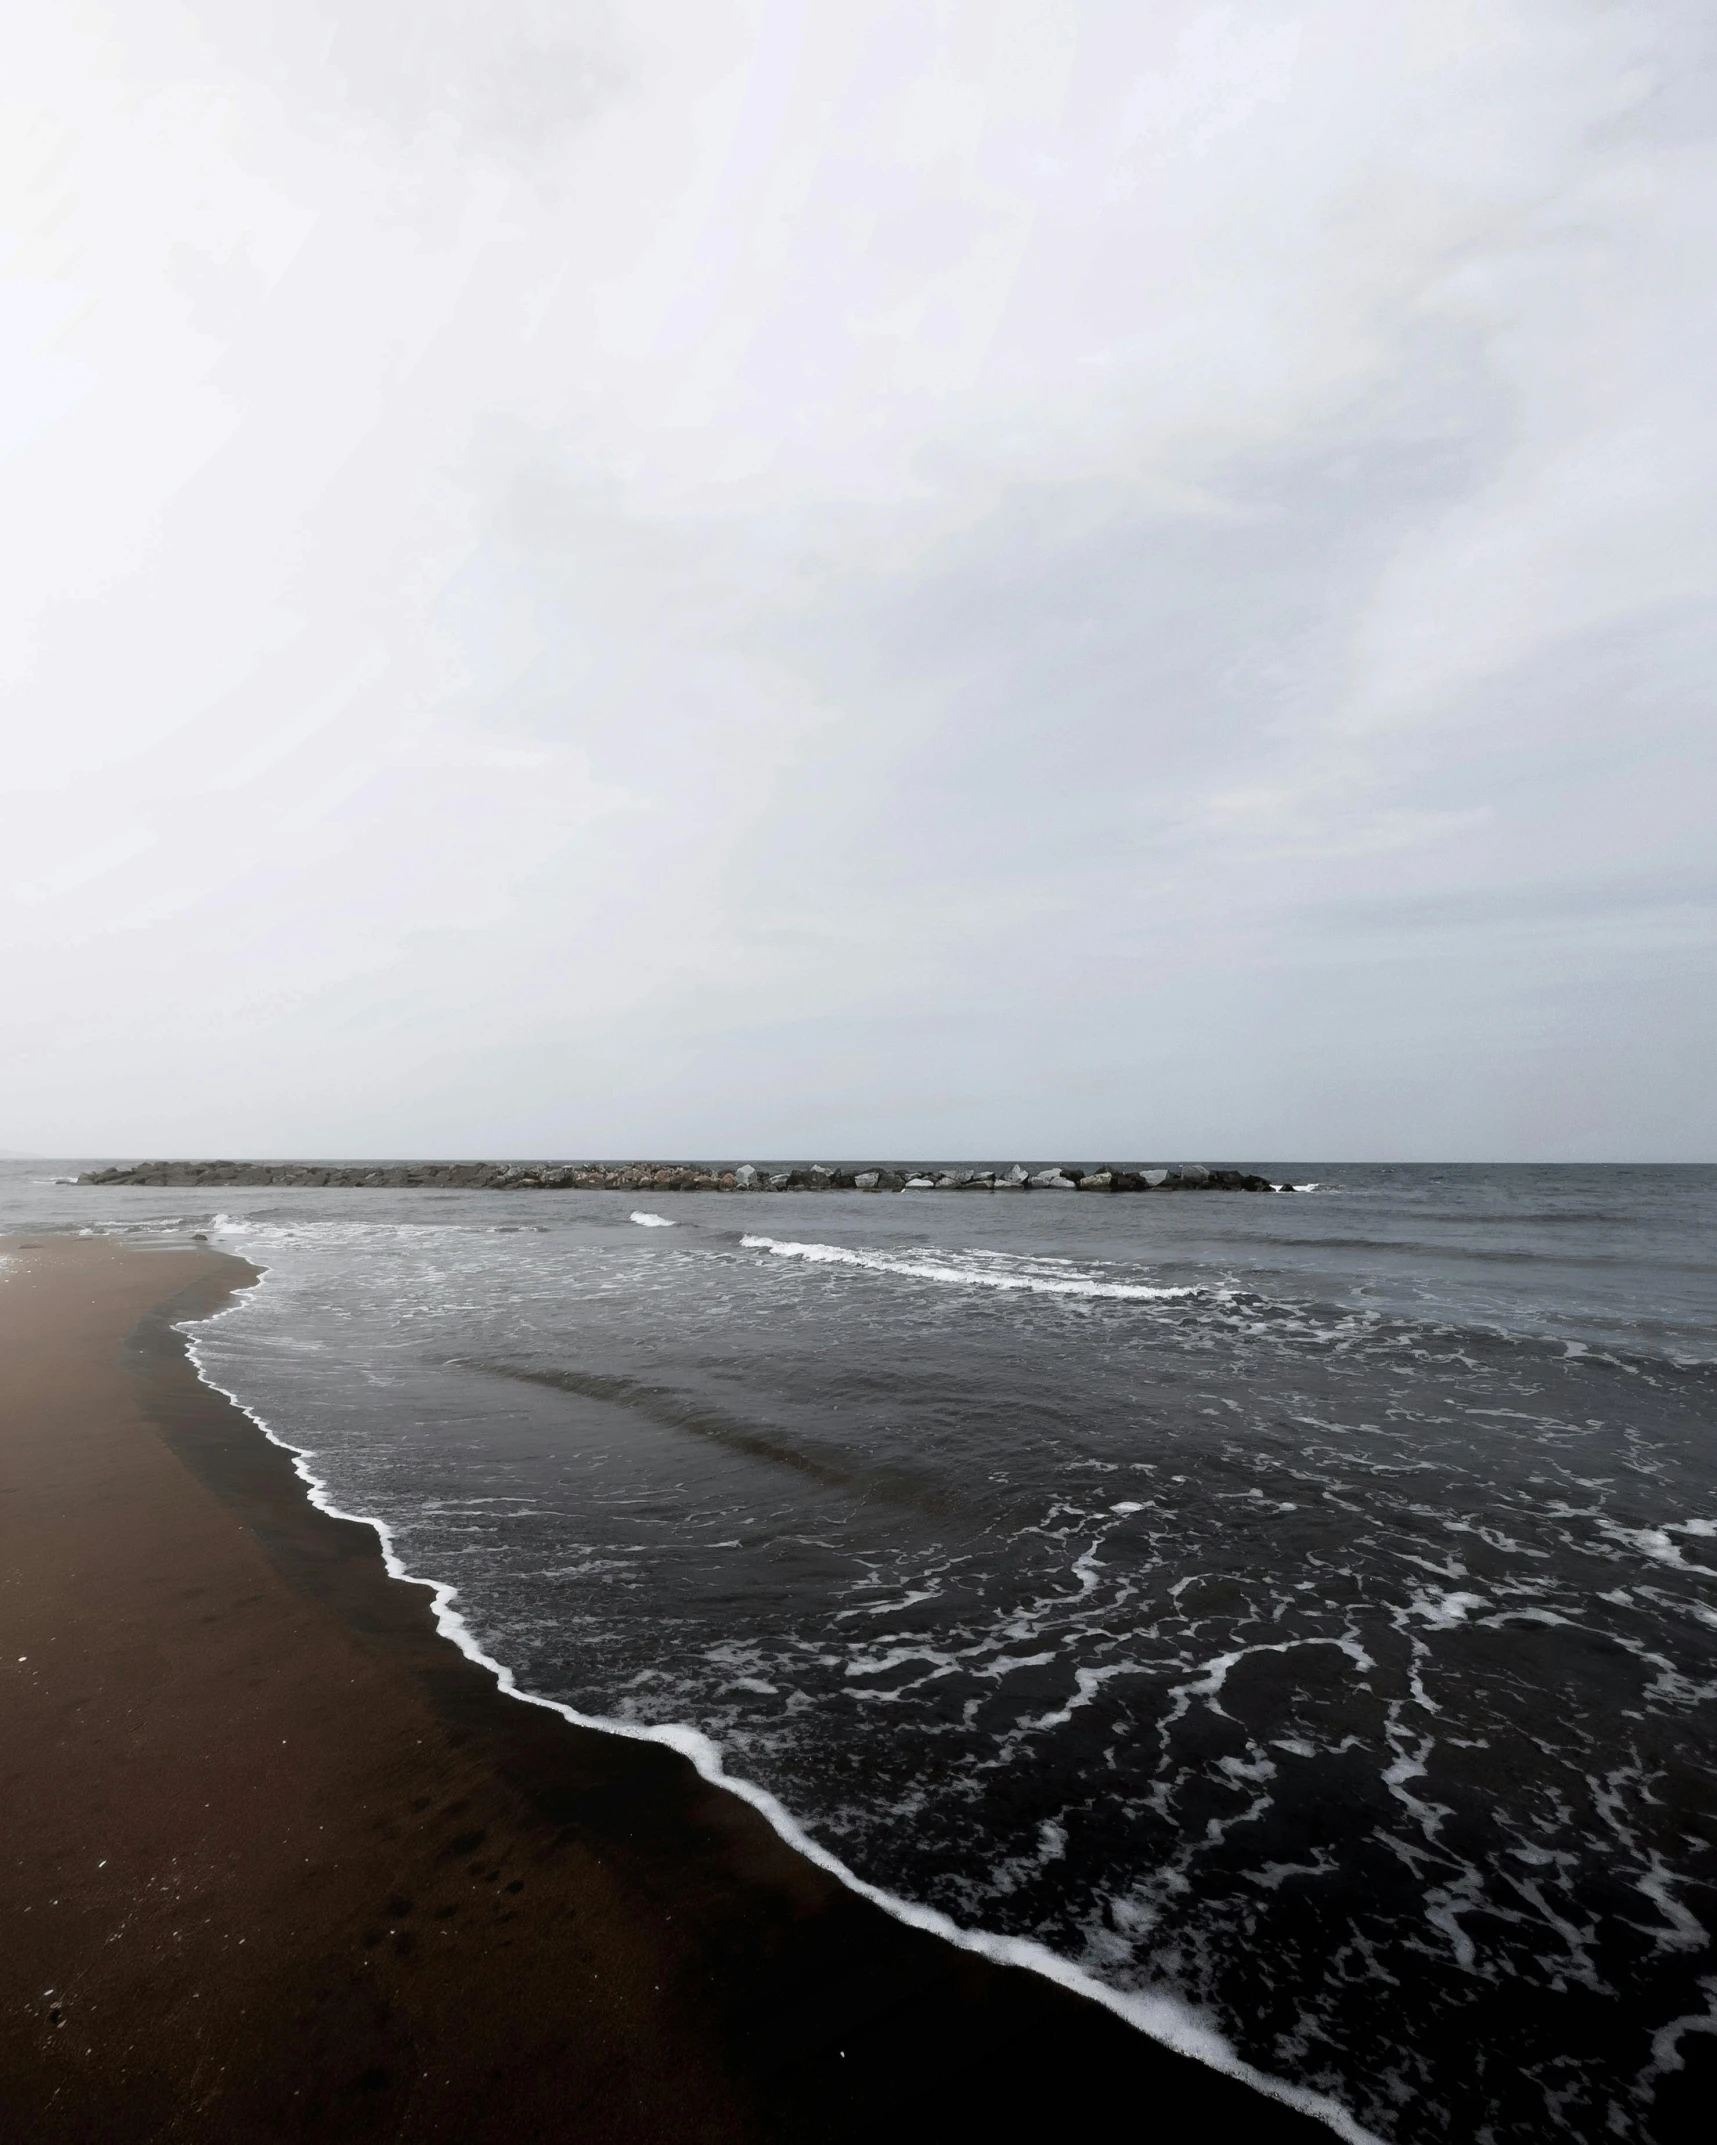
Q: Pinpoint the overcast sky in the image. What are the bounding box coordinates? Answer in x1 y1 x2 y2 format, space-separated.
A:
3 1 1713 1160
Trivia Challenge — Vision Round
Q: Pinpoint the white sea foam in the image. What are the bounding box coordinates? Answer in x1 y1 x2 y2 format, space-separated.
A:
175 1256 1379 2145
1586 1516 1717 1572
630 1211 676 1227
1409 1589 1491 1630
739 1236 1201 1302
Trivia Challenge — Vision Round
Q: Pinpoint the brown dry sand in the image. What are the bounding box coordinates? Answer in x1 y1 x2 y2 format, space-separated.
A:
0 1235 1333 2143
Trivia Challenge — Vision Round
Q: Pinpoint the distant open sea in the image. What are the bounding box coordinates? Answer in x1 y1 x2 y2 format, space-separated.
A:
6 1161 1714 2143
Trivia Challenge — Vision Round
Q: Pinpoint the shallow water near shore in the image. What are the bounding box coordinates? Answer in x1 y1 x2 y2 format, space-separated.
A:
6 1161 1715 2142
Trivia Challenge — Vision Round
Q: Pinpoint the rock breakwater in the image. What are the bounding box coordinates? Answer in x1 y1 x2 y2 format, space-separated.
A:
76 1160 1283 1193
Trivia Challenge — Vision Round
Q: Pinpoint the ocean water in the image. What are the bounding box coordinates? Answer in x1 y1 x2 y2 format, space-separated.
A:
5 1161 1715 2143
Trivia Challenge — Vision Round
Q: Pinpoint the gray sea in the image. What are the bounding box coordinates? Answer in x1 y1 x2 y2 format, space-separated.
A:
6 1161 1714 2143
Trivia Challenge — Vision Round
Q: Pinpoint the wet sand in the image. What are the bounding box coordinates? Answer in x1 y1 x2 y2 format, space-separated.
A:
0 1235 1334 2142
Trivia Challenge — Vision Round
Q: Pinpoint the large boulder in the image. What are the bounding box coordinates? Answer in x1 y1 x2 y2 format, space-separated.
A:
1077 1171 1113 1192
1028 1169 1076 1190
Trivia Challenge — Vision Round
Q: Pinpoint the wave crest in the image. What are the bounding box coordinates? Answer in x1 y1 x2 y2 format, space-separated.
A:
740 1236 1200 1302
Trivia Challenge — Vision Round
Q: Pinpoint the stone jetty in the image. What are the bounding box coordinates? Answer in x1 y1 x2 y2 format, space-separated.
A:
76 1160 1283 1193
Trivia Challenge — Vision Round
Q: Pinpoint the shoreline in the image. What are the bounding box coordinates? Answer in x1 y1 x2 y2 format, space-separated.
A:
188 1256 1373 2141
1 1235 1343 2142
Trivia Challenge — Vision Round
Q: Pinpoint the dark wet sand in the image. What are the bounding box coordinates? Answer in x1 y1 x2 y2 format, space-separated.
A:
0 1236 1335 2142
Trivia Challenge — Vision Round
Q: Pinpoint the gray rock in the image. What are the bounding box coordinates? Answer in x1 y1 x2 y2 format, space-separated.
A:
66 1155 1269 1198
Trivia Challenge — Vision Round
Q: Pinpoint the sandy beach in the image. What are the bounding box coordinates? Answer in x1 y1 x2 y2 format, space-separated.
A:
0 1234 1330 2143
